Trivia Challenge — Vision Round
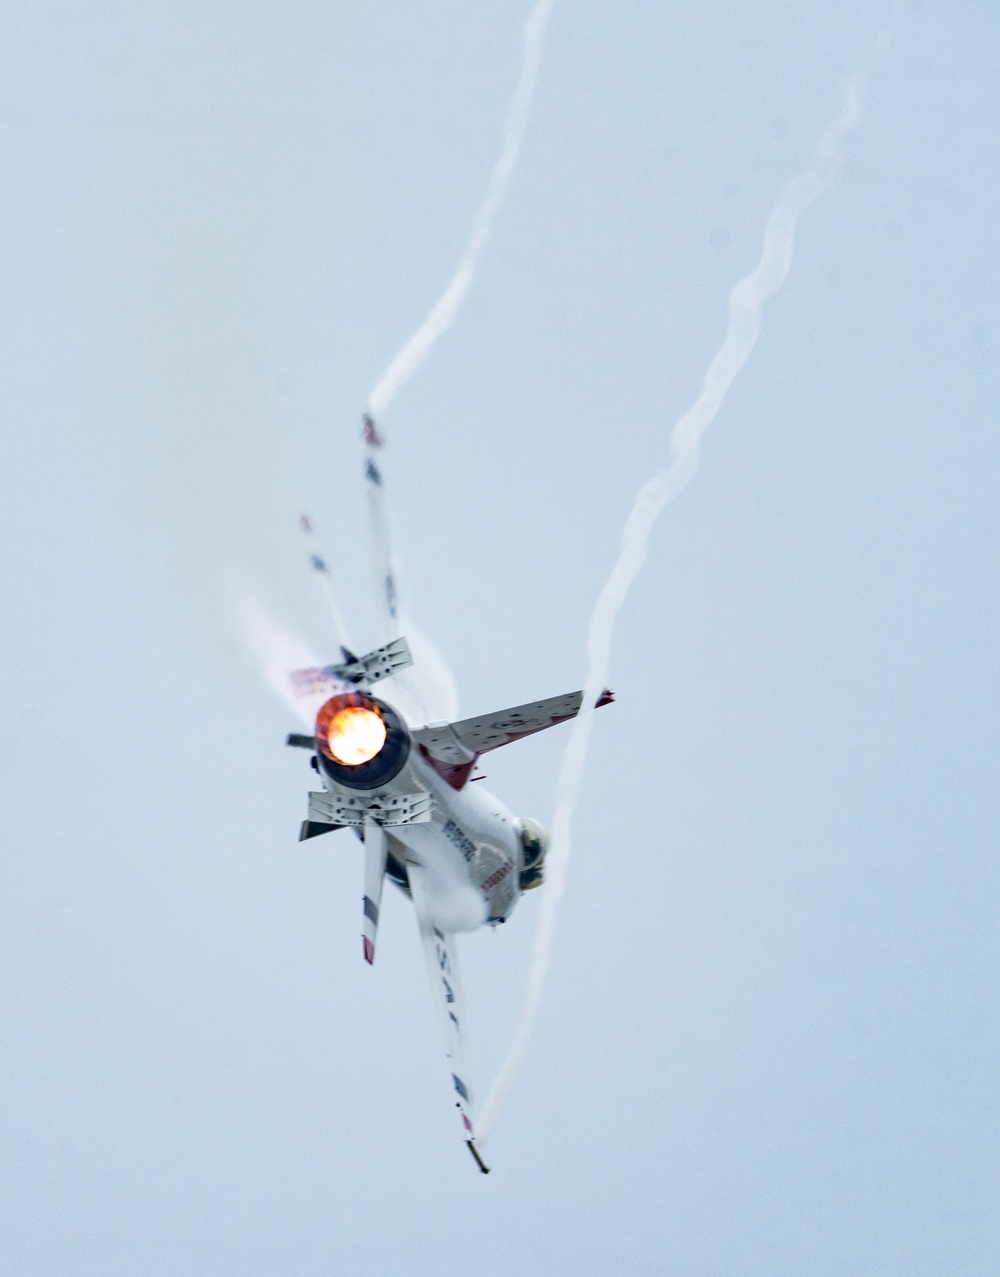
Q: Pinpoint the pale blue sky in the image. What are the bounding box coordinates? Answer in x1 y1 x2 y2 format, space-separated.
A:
1 2 998 1273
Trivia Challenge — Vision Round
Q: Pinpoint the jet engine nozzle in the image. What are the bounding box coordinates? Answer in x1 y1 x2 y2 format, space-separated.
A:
314 692 410 790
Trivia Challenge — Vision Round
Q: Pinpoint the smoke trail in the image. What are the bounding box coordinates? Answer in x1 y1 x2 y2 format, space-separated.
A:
366 0 555 418
362 0 556 717
476 32 894 1142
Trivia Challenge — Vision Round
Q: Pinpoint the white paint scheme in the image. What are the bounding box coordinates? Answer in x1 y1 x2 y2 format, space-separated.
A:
342 386 608 1168
300 662 586 1160
361 819 388 966
394 746 522 926
295 650 613 1166
409 871 476 1141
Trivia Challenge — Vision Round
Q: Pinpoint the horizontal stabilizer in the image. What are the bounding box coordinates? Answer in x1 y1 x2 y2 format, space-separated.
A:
298 819 342 841
287 733 316 750
413 687 613 764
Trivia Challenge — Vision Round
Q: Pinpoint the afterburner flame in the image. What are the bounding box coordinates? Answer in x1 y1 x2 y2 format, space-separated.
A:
326 706 386 766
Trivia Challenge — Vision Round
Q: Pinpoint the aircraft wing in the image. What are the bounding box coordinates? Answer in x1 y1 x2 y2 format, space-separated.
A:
412 687 614 762
408 866 487 1170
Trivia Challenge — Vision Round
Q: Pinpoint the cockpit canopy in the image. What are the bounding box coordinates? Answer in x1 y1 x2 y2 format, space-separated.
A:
518 817 549 891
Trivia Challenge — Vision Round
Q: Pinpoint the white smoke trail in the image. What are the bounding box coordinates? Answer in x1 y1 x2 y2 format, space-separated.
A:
362 1 555 718
366 0 555 418
476 33 893 1143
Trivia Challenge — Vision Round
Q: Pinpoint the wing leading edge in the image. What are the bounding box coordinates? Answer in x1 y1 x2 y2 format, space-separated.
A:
411 688 613 789
409 866 489 1173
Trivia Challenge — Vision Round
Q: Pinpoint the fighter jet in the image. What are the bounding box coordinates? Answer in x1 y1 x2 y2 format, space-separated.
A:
286 421 612 1172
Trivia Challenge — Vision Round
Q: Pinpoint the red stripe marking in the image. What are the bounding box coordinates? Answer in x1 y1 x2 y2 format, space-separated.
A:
418 744 477 791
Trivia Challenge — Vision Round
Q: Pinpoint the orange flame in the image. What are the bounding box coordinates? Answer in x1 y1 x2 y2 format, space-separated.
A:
325 705 386 766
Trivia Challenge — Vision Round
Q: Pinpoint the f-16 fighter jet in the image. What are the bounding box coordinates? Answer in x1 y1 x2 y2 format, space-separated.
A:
287 420 612 1172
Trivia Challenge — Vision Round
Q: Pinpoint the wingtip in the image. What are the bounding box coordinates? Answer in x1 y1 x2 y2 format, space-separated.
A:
362 414 382 448
596 687 615 707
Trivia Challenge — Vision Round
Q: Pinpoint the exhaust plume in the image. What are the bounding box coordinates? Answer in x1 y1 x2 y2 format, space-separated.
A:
477 29 895 1142
232 585 333 727
366 0 555 418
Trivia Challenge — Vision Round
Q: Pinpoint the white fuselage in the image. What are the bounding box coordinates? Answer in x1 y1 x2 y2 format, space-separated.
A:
316 703 524 929
395 749 522 926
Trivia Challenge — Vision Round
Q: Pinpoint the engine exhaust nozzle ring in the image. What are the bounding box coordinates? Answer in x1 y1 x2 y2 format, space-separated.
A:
314 692 410 791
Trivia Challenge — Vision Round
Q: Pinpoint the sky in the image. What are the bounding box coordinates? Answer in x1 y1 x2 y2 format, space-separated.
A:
1 1 999 1273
